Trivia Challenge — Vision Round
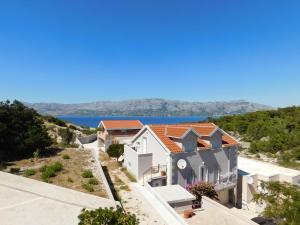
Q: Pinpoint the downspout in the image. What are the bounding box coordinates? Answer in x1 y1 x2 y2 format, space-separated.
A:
167 153 173 185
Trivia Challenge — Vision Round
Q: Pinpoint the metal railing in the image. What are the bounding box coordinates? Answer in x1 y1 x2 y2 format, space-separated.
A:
142 165 167 184
215 173 237 191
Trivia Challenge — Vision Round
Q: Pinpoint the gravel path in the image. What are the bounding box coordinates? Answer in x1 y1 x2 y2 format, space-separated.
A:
120 183 167 225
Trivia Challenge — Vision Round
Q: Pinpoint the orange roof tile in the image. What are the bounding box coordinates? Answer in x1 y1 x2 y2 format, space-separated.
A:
197 138 211 149
150 126 182 153
166 127 189 138
222 134 239 146
101 120 143 130
149 123 238 153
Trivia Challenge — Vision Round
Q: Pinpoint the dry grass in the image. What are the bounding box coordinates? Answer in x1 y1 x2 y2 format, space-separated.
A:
99 152 132 194
4 148 107 198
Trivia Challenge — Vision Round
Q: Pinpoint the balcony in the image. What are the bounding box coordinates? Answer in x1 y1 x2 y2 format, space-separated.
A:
215 173 237 191
143 165 168 186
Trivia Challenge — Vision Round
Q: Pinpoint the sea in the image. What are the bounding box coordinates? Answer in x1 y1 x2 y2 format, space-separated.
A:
57 116 207 128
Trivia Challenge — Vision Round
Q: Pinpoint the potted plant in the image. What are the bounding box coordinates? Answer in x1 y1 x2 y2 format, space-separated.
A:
183 209 193 219
160 170 166 176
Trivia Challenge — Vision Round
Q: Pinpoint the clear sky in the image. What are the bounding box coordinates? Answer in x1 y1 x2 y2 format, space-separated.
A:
0 0 299 107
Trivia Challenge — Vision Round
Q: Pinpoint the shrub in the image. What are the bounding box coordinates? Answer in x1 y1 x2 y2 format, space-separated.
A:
67 177 74 183
40 162 63 182
10 167 20 174
52 162 63 172
82 170 94 178
88 178 99 185
39 165 48 172
68 125 77 130
24 168 36 177
120 185 130 191
44 115 67 127
78 207 138 225
186 182 218 201
58 128 75 145
254 181 300 225
41 167 56 181
82 183 94 192
107 144 124 160
0 101 52 161
62 154 70 160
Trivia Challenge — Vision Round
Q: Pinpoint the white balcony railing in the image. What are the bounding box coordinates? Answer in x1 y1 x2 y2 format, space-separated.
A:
215 173 237 191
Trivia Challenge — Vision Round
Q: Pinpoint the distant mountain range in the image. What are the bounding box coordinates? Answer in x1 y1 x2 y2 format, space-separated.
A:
25 99 272 117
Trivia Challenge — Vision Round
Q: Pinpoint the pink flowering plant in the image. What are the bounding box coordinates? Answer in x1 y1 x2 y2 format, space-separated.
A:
186 181 218 201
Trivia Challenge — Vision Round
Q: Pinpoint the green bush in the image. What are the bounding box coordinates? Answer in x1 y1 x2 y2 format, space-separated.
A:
62 154 70 160
0 101 52 161
82 170 94 178
107 144 124 159
10 167 20 174
68 125 77 130
58 128 75 145
88 178 99 185
24 168 36 177
43 115 67 127
209 106 300 168
254 181 300 225
78 207 138 225
39 165 48 172
52 162 63 172
41 167 56 181
40 162 63 182
82 183 94 192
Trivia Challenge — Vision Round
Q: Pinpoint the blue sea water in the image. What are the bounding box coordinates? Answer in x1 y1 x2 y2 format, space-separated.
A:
58 116 207 128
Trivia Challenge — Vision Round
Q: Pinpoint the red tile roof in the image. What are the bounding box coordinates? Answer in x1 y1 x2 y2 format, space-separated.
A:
222 134 239 146
101 120 143 130
149 123 238 153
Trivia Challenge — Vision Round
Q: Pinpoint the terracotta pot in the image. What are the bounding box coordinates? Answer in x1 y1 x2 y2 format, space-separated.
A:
183 210 193 219
160 171 166 176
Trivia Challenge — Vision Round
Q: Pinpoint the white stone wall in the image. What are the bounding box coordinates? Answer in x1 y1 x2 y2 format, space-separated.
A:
132 129 169 167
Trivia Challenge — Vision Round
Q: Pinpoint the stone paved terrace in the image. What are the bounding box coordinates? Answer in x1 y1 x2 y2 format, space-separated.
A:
184 196 258 225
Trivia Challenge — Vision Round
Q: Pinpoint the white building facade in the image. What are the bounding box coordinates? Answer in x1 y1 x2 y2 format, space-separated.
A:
124 123 239 204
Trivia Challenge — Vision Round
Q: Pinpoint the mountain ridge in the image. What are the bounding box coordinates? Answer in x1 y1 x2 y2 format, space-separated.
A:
24 99 272 117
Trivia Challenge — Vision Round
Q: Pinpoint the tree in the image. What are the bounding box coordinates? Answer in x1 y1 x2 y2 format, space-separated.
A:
253 181 300 225
78 207 138 225
186 181 218 202
0 100 52 161
107 144 124 160
58 128 75 145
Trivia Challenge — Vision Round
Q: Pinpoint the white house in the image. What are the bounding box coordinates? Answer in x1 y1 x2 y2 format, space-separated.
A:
97 120 143 151
124 123 239 204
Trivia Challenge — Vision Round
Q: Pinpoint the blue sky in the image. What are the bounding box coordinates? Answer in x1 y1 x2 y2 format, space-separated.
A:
0 0 299 107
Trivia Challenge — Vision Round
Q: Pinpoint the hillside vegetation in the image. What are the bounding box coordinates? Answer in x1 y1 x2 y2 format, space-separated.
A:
0 100 94 162
209 106 300 169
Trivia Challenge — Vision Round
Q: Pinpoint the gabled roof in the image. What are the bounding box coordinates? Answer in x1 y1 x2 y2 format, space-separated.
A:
166 127 201 139
147 123 239 154
100 120 143 130
222 134 239 146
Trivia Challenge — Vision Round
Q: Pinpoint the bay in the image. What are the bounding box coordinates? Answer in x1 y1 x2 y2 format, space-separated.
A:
58 116 207 128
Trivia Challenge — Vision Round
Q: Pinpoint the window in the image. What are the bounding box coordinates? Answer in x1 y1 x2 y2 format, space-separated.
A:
142 137 147 154
216 168 220 183
200 166 208 182
201 167 204 181
206 168 209 182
